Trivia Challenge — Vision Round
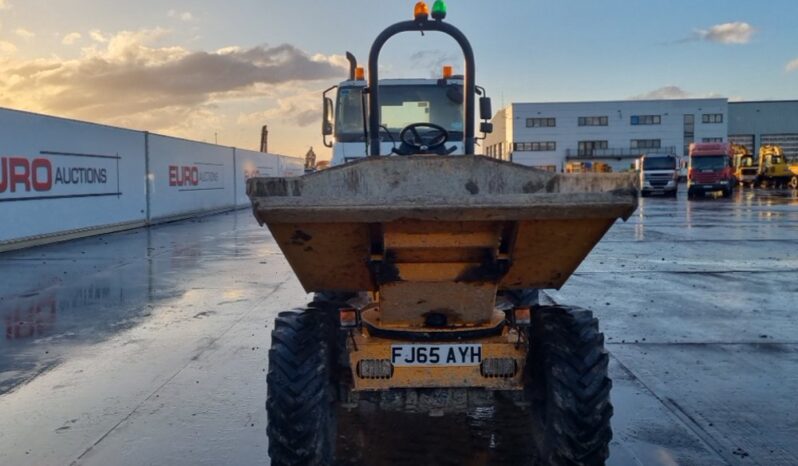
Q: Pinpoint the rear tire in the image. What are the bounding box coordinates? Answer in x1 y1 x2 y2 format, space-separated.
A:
267 310 336 466
790 176 798 190
526 305 613 466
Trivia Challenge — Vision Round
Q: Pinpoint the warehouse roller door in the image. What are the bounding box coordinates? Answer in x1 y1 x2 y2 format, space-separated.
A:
729 134 754 153
761 133 798 158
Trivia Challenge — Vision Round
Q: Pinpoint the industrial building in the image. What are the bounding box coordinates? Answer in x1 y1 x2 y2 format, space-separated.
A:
485 98 798 172
728 100 798 157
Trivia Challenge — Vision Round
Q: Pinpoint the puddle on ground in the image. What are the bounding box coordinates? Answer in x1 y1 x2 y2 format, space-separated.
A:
335 401 540 466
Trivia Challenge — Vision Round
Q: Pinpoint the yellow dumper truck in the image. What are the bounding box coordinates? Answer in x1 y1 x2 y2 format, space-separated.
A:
247 3 638 464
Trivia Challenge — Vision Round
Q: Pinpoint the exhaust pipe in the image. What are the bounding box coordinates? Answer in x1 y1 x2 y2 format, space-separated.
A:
346 52 357 80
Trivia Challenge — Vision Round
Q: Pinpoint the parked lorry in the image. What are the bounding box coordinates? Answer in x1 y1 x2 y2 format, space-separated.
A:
248 3 638 464
639 153 679 197
687 142 734 199
731 144 757 187
757 144 792 188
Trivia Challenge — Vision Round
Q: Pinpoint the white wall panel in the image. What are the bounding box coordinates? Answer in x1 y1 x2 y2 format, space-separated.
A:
278 155 305 177
0 108 146 244
147 135 236 220
233 149 280 207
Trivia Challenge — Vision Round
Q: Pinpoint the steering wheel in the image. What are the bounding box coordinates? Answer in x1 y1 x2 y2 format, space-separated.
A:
398 123 449 154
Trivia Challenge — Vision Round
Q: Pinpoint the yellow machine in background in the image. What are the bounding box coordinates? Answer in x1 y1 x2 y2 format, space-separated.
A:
757 145 791 188
789 163 798 189
565 161 612 174
732 144 757 187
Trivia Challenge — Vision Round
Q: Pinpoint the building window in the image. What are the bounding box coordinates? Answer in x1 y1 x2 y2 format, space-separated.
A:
630 115 661 125
514 141 556 152
631 139 661 150
702 137 724 143
578 140 608 156
702 113 723 124
526 117 556 128
683 114 695 157
578 116 608 127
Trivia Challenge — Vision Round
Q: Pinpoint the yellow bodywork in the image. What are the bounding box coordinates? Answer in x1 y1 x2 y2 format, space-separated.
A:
788 162 798 189
758 145 792 183
732 144 757 185
348 315 527 391
248 156 638 391
566 162 613 173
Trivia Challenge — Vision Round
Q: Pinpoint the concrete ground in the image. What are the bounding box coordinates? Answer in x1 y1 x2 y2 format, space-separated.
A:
1 185 797 465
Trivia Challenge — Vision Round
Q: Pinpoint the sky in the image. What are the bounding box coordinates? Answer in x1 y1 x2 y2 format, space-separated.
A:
0 0 796 159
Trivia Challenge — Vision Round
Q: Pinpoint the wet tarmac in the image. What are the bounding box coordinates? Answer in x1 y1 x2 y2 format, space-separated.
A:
1 185 797 465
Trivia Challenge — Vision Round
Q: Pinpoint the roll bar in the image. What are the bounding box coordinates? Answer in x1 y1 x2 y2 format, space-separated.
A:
367 18 476 156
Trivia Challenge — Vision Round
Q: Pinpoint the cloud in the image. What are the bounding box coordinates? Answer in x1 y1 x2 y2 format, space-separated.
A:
692 22 755 44
14 28 35 39
238 88 322 128
62 32 82 45
631 86 692 100
0 40 16 55
410 50 459 78
89 29 107 43
0 0 10 10
168 10 194 22
630 86 726 100
786 58 798 73
0 28 346 132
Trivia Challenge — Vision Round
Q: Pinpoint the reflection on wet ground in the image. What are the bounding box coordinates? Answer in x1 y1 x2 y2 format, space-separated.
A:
336 403 538 466
0 212 262 394
1 185 798 465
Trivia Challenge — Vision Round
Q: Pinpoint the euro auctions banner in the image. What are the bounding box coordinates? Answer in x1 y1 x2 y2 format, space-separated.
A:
234 148 280 206
167 162 226 192
0 151 120 202
147 134 235 220
0 108 147 244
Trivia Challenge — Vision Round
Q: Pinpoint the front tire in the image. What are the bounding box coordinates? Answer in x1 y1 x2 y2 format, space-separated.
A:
526 306 613 465
789 176 798 190
267 310 336 466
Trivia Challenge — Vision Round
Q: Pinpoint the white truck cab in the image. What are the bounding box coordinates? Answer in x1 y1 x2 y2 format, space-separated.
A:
328 78 467 166
639 153 679 197
322 48 492 166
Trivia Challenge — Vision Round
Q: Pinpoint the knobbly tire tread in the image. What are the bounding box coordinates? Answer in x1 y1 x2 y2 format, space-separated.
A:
266 309 337 466
527 305 613 466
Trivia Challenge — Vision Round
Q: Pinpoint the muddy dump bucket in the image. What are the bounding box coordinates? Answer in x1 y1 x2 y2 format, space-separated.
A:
248 156 637 326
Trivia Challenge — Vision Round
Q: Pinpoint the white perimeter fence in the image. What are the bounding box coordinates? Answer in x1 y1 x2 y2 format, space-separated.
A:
0 107 303 251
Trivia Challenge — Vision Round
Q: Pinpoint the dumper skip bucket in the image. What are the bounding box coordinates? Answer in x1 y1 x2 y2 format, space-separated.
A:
248 156 638 326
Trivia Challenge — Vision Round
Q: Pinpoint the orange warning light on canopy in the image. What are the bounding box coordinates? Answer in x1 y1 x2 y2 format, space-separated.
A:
414 1 429 20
